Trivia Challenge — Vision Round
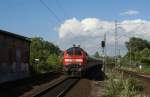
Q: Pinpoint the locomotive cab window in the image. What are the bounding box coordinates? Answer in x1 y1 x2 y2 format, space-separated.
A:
74 47 82 56
66 48 73 55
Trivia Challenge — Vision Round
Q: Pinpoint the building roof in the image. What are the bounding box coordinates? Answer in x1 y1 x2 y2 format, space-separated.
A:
0 29 31 42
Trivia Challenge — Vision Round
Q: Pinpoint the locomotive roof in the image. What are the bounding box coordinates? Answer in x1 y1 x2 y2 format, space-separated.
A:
66 46 88 55
67 47 84 52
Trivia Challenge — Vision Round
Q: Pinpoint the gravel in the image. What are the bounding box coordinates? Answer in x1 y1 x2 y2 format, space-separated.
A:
90 81 105 97
64 78 92 97
64 65 106 97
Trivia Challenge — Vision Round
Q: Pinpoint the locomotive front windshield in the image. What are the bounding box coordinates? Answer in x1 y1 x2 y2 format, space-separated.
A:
74 47 82 55
66 48 74 55
66 47 82 56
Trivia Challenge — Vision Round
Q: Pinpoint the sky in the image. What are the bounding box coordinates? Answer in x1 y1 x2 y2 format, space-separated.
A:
0 0 150 56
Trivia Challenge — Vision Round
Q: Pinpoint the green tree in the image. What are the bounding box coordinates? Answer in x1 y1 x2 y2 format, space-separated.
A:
93 51 101 58
122 37 150 67
125 37 150 52
30 37 62 72
140 48 150 65
46 54 63 70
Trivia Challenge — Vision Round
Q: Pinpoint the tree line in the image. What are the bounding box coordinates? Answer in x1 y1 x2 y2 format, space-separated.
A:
121 37 150 66
30 37 63 73
93 37 150 67
29 36 150 73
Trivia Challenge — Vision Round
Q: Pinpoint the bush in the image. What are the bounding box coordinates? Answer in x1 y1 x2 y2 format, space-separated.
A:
104 74 124 97
121 78 143 97
104 73 143 97
46 54 63 71
30 37 62 73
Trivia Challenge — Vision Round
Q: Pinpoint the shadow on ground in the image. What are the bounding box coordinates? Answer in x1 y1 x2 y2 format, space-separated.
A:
85 65 106 81
0 72 61 97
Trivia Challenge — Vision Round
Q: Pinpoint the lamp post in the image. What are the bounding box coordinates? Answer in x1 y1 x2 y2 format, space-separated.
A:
34 59 39 72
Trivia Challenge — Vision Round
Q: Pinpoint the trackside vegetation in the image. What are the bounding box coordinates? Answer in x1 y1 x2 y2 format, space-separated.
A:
30 37 63 73
120 37 150 73
104 73 144 97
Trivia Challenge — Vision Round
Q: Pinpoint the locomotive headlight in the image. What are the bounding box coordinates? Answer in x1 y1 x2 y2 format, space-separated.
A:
65 59 72 62
75 59 83 62
65 59 83 62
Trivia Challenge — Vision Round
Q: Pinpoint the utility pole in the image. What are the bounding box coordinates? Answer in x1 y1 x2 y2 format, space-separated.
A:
114 20 118 67
104 33 106 65
118 49 121 66
130 43 132 65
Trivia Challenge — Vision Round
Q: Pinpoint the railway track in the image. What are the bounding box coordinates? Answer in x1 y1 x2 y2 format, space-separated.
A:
32 77 79 97
117 69 150 80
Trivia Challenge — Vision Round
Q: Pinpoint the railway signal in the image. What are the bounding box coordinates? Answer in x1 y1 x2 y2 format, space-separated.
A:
101 41 105 48
101 33 106 72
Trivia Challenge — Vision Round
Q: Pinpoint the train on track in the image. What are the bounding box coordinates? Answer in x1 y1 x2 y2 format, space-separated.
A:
63 45 103 77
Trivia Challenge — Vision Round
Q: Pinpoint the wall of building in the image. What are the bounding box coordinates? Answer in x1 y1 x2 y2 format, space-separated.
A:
0 33 30 83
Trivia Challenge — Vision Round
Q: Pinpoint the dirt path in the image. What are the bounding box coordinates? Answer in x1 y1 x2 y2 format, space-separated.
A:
90 80 105 97
64 78 92 97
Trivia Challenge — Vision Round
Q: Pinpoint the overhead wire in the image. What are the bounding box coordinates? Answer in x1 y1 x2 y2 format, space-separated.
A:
55 0 68 19
39 0 61 23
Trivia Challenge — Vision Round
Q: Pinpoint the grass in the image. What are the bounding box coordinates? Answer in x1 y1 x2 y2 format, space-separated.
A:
104 73 144 97
141 66 150 73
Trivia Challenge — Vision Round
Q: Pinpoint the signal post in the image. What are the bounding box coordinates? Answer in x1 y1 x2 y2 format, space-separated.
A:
101 33 106 72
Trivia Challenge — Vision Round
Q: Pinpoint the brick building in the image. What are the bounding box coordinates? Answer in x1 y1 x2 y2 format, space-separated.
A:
0 29 30 83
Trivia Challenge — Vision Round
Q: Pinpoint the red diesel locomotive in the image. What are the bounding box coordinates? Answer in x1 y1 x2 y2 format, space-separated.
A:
63 45 102 77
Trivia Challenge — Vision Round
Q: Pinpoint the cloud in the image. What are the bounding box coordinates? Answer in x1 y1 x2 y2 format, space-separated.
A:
59 18 114 38
57 18 150 56
120 10 139 16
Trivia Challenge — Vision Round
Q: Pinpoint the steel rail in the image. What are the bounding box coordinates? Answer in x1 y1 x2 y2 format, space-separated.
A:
31 77 69 97
117 69 150 80
32 78 79 97
56 78 79 97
